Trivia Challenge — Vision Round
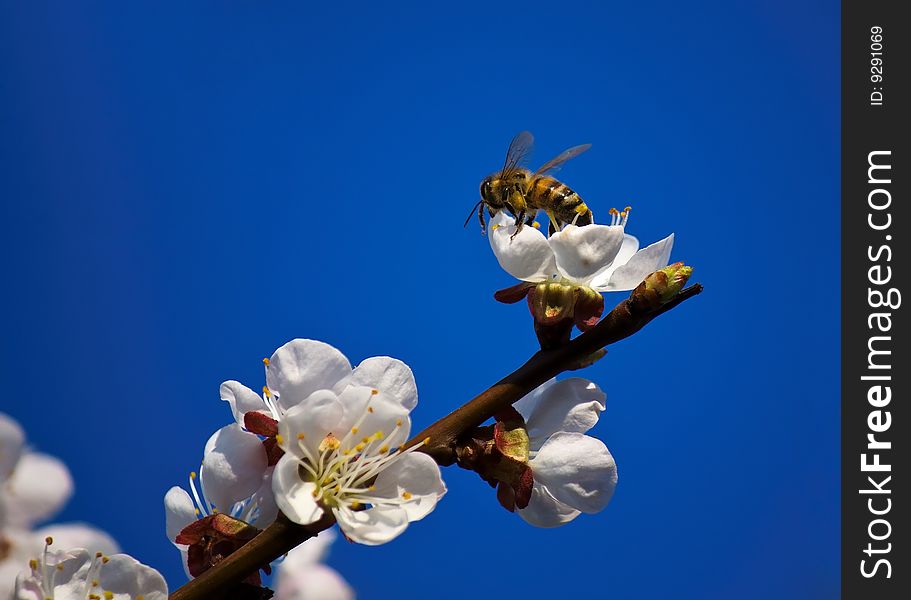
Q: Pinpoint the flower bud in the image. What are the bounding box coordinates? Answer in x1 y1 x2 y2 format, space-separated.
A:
631 263 694 311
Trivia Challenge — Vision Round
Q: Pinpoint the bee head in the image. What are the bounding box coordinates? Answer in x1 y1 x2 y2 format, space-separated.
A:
479 176 494 203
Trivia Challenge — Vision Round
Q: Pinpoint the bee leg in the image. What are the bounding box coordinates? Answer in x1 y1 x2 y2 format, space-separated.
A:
524 213 537 226
478 202 487 234
510 209 527 240
548 219 559 237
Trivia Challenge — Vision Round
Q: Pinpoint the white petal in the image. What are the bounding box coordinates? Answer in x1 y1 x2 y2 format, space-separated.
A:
276 563 354 600
272 454 324 526
529 432 617 514
1 529 41 598
488 211 557 282
164 487 198 543
201 425 268 512
278 391 345 460
280 530 336 568
2 451 73 528
588 234 639 289
333 505 408 546
250 467 279 527
266 339 352 409
517 484 581 528
220 381 269 425
34 523 120 555
370 453 446 522
0 412 25 481
335 387 411 451
598 233 675 292
346 357 418 410
512 377 555 423
522 378 606 448
549 224 625 285
97 553 169 600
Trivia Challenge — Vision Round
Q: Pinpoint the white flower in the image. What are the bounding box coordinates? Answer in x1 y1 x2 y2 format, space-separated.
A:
269 339 446 545
1 413 118 596
275 530 354 600
489 209 674 292
512 379 618 527
14 538 166 600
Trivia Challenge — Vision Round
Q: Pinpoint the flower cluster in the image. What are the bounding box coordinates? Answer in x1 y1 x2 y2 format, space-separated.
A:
489 208 675 345
456 378 618 527
1 413 118 596
14 537 167 600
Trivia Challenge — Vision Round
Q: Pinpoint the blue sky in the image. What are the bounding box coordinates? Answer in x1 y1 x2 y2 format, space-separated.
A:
1 1 839 598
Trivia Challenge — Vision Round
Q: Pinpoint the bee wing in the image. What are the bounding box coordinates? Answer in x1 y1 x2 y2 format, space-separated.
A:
500 130 535 177
533 143 592 177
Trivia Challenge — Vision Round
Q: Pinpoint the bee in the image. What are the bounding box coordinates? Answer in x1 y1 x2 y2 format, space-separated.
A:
466 131 593 236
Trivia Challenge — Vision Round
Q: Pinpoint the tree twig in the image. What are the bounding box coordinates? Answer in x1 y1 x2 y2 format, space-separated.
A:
168 282 703 599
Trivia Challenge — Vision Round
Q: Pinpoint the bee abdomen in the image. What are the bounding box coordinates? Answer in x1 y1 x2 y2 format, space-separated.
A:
531 178 592 225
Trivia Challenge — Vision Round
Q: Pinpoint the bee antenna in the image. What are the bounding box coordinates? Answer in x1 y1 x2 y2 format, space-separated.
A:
464 200 483 228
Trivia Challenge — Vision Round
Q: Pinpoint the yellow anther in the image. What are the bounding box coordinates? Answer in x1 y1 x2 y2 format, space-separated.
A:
104 592 114 600
491 224 501 231
609 207 619 215
361 437 370 444
297 433 305 440
56 564 64 571
532 221 541 228
275 434 285 444
102 556 110 564
379 445 389 453
262 357 270 365
262 386 272 398
355 443 366 452
343 449 352 456
374 431 384 440
402 491 413 500
395 419 403 427
369 485 376 491
312 489 319 498
194 508 200 516
92 579 99 587
319 434 341 452
367 406 374 413
625 205 632 212
351 427 359 434
190 471 197 480
95 552 103 558
423 437 431 445
371 389 379 396
620 211 627 218
45 536 53 545
350 501 362 509
29 559 37 570
89 595 100 600
334 485 341 493
212 508 219 514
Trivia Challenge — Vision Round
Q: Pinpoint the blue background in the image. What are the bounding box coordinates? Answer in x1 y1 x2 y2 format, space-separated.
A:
1 1 839 598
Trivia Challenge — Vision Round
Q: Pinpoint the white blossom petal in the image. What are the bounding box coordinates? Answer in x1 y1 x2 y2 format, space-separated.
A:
272 454 324 526
549 224 626 285
370 453 446 522
276 563 354 600
333 505 409 546
220 381 269 425
278 391 345 460
33 523 119 555
96 553 169 600
2 451 73 528
529 432 617 514
0 412 25 481
250 467 279 527
201 425 268 513
267 339 352 409
334 387 410 452
587 234 639 289
488 211 557 282
597 233 675 292
521 379 606 449
164 486 198 543
517 484 581 528
346 357 418 410
280 530 336 568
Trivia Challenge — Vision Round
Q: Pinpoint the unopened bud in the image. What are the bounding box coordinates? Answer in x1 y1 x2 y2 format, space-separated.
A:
632 263 694 311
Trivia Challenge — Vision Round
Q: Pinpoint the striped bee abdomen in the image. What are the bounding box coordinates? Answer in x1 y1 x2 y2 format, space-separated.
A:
529 176 593 227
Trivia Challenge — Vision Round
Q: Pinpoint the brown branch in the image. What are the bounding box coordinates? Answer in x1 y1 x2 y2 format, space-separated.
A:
168 282 702 599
